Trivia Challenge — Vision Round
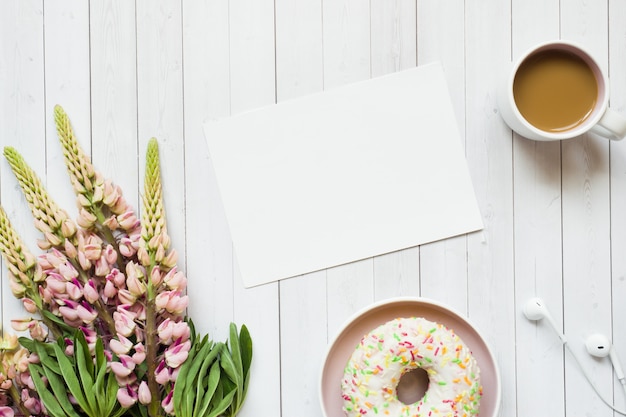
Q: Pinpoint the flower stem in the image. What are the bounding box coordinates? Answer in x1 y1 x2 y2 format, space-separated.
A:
144 277 161 417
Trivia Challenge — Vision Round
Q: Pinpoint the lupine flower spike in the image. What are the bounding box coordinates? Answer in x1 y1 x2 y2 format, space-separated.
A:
0 106 251 417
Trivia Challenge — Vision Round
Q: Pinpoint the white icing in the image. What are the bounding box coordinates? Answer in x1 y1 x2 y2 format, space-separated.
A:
341 317 481 416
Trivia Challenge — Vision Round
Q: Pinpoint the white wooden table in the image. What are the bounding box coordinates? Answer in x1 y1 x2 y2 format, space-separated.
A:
2 1 626 416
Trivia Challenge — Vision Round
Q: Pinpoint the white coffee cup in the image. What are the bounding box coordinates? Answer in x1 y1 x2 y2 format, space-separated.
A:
497 40 626 141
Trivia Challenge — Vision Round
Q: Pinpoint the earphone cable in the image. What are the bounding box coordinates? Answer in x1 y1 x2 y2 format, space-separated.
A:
564 341 626 415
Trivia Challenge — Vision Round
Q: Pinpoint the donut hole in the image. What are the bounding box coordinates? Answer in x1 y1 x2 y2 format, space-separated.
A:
396 368 430 405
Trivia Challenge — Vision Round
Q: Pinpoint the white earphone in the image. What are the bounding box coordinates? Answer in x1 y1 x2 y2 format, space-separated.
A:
585 333 626 385
522 297 567 343
523 297 626 414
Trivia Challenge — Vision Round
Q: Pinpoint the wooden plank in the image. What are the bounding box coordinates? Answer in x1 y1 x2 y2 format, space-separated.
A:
275 0 324 101
509 2 565 417
279 271 327 417
43 0 91 212
464 0 516 415
373 249 420 300
90 0 139 209
560 1 613 415
228 1 281 415
181 0 233 342
416 0 469 313
136 0 186 266
368 0 420 303
322 0 370 89
0 0 45 334
370 0 416 77
274 1 326 415
326 259 375 338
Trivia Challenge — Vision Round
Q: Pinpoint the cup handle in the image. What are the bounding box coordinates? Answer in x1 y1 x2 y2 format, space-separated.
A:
590 108 626 141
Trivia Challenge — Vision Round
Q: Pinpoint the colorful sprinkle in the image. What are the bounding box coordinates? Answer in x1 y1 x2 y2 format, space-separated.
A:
341 317 481 417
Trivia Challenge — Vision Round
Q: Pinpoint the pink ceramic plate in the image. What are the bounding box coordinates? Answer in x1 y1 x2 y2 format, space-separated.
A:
319 297 501 417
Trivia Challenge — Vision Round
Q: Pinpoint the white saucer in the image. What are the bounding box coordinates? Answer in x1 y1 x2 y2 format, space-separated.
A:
319 297 501 417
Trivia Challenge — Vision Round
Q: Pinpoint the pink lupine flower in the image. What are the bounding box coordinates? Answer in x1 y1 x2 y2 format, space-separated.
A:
66 278 83 300
10 318 33 332
137 246 150 267
43 231 62 246
61 219 76 238
132 343 146 364
164 339 191 368
161 390 174 415
157 319 173 344
155 290 188 315
109 335 133 355
117 289 137 305
117 385 138 408
64 239 78 258
126 268 146 297
45 272 67 295
118 211 139 231
94 255 111 277
114 311 136 337
58 301 80 323
42 249 65 269
138 381 151 405
110 355 136 377
83 279 99 303
102 180 119 206
58 261 78 281
102 215 119 230
22 298 37 314
0 378 12 390
0 405 14 417
108 268 126 287
28 321 47 341
150 266 163 287
163 267 186 291
8 278 25 298
77 250 91 270
76 302 97 324
103 279 118 299
77 208 97 228
154 360 170 385
154 245 165 263
172 321 190 342
82 243 102 262
161 249 178 269
103 244 117 265
119 237 136 257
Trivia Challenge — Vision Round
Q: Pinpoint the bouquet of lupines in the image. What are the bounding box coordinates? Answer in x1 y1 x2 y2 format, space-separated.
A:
0 106 252 417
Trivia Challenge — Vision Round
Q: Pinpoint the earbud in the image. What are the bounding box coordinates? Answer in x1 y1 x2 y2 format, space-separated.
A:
523 297 567 343
586 333 626 385
523 297 626 413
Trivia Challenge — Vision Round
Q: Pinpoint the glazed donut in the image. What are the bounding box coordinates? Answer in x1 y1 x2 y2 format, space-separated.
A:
341 317 481 417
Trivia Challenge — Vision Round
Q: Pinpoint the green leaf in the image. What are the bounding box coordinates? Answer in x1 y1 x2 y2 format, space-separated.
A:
74 332 97 414
229 323 243 381
174 335 210 417
196 360 221 417
239 324 253 381
28 364 68 417
220 347 240 388
207 384 237 417
193 343 221 417
33 340 62 375
40 359 82 417
51 341 92 415
18 336 36 352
